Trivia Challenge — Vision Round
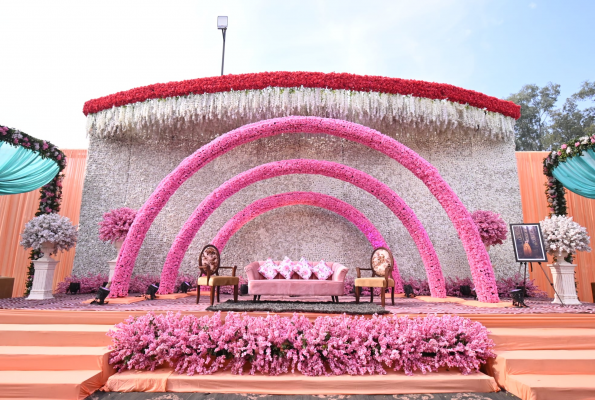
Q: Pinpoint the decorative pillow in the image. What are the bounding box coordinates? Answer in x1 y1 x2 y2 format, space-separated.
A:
276 256 294 279
312 260 333 280
293 257 312 280
259 258 278 280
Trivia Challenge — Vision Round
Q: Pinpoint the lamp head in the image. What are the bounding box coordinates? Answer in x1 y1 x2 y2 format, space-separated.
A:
217 16 228 29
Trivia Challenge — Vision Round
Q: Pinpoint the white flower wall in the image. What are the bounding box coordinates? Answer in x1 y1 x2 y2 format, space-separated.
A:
73 123 523 281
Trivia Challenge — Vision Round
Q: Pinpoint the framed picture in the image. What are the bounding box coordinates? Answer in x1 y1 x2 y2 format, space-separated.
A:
509 223 548 263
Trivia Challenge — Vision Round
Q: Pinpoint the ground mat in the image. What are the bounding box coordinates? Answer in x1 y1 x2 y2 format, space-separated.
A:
206 299 390 314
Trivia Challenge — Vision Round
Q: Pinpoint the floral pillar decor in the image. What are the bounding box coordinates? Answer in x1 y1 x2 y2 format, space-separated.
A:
155 159 447 297
540 215 591 305
98 207 137 282
1 124 67 296
20 214 77 300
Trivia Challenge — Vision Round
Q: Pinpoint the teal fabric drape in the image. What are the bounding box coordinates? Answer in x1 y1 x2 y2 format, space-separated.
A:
552 148 595 199
0 142 60 195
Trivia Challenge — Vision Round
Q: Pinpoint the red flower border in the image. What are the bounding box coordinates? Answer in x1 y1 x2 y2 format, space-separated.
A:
83 71 520 119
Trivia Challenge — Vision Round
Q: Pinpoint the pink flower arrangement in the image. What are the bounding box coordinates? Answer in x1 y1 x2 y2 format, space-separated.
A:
98 207 137 243
108 312 495 376
470 210 508 247
83 71 520 119
212 191 388 250
112 116 496 302
56 273 108 294
56 273 198 294
157 159 452 298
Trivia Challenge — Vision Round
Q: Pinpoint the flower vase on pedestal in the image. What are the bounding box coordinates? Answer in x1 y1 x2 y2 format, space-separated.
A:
548 249 581 305
107 239 124 282
27 242 59 300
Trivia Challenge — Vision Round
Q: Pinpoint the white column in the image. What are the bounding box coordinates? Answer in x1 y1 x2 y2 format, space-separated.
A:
108 239 124 282
548 263 581 305
27 242 59 300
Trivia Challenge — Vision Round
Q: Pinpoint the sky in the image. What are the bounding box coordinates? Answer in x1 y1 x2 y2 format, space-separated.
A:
1 0 593 149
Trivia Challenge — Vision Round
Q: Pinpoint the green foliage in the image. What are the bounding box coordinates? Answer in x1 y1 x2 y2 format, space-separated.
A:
508 81 595 151
507 83 560 151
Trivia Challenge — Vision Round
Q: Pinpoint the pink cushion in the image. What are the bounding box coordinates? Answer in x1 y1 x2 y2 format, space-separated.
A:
249 279 344 296
311 260 333 280
293 257 312 280
258 259 278 280
277 256 294 280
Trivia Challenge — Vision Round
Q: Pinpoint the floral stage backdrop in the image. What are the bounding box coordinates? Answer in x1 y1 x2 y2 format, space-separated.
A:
73 127 522 281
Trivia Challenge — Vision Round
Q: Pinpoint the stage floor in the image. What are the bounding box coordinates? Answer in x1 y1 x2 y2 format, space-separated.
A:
85 390 521 400
1 293 594 315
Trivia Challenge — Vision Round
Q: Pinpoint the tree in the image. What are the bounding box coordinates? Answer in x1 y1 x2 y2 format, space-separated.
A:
507 83 560 151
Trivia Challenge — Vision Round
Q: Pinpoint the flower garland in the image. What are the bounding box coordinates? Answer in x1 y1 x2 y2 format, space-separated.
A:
0 124 66 295
155 159 455 298
83 72 519 142
543 135 595 216
108 312 495 377
211 191 388 250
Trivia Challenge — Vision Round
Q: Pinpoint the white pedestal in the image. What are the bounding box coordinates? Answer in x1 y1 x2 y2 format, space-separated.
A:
548 263 581 305
108 240 124 282
27 243 59 300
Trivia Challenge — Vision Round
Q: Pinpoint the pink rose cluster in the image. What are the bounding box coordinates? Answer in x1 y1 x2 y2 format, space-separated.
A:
99 207 137 243
471 210 508 247
113 116 494 302
108 312 495 377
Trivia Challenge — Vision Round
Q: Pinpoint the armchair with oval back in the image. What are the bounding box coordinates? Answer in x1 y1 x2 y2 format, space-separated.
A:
354 247 395 307
196 244 239 306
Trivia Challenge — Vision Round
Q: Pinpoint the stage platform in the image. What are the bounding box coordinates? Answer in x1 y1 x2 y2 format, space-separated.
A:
1 294 595 400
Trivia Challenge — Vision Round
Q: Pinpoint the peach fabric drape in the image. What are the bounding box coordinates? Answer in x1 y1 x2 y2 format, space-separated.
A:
0 150 87 297
516 151 595 302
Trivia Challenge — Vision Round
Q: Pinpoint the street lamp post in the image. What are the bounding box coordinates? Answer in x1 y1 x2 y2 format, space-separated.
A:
217 16 228 76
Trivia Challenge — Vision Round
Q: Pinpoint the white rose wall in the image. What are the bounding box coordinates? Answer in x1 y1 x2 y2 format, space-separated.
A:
74 72 523 302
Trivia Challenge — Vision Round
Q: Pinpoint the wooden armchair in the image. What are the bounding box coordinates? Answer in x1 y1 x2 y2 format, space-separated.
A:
196 244 239 306
354 247 395 307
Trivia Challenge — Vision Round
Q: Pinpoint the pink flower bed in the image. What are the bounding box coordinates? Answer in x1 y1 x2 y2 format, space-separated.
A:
108 312 495 376
159 159 449 297
212 191 388 250
372 275 547 299
113 116 495 302
56 273 197 294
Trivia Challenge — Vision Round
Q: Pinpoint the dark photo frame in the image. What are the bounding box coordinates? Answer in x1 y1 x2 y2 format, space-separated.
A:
510 223 548 263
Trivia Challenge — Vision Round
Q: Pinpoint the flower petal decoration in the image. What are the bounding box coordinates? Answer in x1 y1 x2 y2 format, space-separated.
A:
83 72 519 143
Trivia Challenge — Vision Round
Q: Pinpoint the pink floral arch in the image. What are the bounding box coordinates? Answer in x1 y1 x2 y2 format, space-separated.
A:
112 116 498 302
211 191 399 285
154 159 444 296
212 191 389 251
